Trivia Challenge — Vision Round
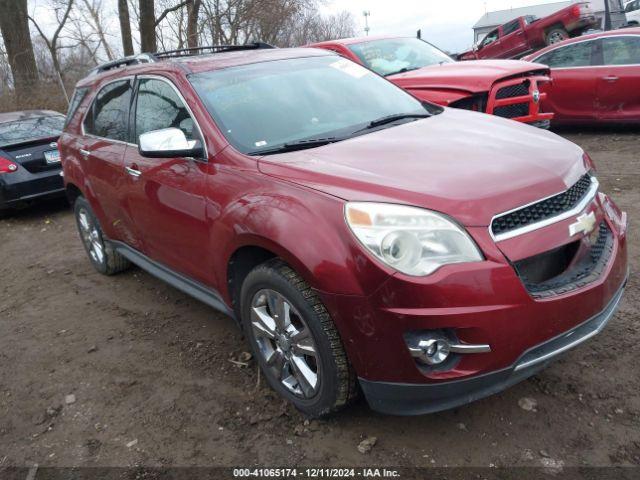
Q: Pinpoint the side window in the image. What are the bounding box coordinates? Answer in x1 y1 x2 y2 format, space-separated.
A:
134 78 200 143
85 80 132 141
482 30 499 47
625 1 639 12
502 20 521 36
535 41 594 68
603 36 640 65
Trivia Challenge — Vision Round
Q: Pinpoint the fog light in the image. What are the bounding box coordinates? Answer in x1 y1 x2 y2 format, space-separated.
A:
411 336 451 365
406 332 491 367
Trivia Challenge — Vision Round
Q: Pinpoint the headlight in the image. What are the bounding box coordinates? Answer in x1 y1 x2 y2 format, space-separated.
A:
345 202 483 276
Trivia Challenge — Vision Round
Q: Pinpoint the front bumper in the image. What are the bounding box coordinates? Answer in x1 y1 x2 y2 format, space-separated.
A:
0 168 65 209
359 279 626 415
318 195 628 414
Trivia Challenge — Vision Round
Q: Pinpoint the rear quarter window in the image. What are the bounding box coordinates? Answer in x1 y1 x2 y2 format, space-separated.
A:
65 87 89 128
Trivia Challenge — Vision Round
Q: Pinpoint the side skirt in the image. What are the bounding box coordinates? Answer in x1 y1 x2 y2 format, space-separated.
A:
106 240 235 320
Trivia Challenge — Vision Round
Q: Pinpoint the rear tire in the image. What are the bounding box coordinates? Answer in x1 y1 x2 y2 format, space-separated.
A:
73 196 130 275
240 258 357 417
546 27 569 45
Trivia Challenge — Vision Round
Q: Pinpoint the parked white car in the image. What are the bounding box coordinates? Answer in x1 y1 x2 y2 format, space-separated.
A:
626 0 640 25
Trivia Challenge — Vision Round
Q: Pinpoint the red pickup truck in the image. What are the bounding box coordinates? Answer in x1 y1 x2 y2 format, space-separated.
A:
460 2 598 60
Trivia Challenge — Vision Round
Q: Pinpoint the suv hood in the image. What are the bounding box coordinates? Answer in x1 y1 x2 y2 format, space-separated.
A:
258 109 589 227
388 60 548 94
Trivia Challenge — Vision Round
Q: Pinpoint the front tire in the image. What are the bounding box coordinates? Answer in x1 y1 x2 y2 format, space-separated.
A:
74 196 130 275
240 259 357 417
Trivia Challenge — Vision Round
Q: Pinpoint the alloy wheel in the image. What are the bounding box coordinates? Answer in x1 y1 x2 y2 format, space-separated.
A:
250 289 320 398
77 207 105 265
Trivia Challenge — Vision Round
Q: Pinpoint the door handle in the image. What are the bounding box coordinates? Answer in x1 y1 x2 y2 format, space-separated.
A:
125 166 142 177
603 76 619 82
79 149 90 158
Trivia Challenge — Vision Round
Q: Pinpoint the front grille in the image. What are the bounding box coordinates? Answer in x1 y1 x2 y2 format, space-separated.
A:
496 81 530 99
492 173 593 237
450 94 488 113
514 222 613 298
494 102 530 118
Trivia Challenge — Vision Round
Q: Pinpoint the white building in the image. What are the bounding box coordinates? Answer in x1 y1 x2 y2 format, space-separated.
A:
472 0 627 43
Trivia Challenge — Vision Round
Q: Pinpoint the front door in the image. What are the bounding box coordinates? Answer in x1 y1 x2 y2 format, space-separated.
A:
123 76 211 284
534 39 600 121
478 29 502 58
596 35 640 121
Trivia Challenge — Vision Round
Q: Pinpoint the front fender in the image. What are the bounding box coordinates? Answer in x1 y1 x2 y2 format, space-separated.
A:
213 179 392 302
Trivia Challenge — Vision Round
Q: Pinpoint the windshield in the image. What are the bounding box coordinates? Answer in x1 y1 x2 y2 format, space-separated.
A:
348 38 454 76
190 55 428 155
0 115 65 147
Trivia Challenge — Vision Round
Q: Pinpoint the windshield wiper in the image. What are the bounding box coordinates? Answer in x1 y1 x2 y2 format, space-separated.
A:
384 66 420 77
353 113 431 134
248 137 340 156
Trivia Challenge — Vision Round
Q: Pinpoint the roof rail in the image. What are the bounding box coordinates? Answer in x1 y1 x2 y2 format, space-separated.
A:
88 53 157 76
154 42 276 59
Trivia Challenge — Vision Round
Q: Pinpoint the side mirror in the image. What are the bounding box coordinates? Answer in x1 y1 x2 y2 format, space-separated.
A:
138 127 204 159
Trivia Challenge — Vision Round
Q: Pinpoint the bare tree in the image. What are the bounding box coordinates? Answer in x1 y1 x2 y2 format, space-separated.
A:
0 0 39 103
28 0 75 104
139 0 156 52
186 0 202 47
81 0 115 60
118 0 135 55
140 0 189 52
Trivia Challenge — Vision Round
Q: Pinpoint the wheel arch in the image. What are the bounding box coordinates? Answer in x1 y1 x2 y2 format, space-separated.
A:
65 182 83 206
224 236 318 321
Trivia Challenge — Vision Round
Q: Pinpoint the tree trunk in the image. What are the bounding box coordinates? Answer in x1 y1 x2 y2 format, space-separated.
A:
139 0 157 53
118 0 134 56
0 0 38 103
186 0 201 48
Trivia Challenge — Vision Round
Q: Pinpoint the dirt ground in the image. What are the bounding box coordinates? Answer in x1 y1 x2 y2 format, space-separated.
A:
0 127 638 474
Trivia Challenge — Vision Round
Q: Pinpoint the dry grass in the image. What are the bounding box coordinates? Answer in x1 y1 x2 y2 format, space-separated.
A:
0 82 69 114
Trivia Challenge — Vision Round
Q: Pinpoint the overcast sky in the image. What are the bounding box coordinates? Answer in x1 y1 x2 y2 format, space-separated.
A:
324 0 573 52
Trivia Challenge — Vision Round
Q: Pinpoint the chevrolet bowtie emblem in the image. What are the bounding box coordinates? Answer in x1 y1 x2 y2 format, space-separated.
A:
569 211 596 237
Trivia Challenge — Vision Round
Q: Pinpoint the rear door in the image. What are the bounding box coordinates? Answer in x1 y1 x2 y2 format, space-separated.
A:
534 39 600 121
596 35 640 120
499 19 529 58
123 75 210 283
81 78 139 247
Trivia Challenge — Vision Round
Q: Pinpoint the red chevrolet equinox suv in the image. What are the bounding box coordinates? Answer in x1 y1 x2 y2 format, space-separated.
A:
59 44 628 417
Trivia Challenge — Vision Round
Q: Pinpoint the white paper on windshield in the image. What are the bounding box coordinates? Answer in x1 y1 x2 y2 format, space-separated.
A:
329 59 370 79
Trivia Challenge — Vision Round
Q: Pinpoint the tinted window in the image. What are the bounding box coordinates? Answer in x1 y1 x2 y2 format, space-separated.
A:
65 87 88 128
86 80 131 141
135 78 199 143
502 20 520 35
0 115 64 147
603 36 640 65
535 41 594 67
348 38 453 76
190 56 429 155
625 1 639 12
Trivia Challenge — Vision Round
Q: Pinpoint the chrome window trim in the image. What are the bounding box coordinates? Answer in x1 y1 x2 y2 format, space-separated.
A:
134 74 208 161
489 176 599 243
531 34 640 68
80 76 135 144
